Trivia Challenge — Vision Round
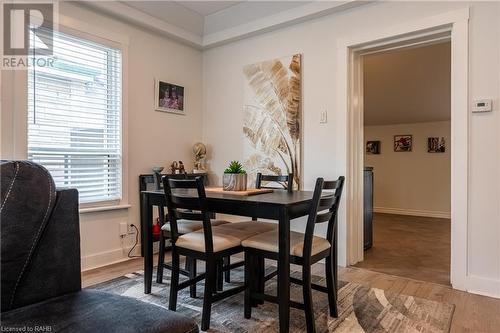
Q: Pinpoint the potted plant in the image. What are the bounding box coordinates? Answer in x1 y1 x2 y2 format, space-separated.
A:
223 161 247 191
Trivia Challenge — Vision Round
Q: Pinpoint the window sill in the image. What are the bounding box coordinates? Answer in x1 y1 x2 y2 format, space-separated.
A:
79 204 131 214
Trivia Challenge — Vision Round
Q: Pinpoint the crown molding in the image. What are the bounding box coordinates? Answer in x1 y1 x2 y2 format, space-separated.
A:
202 1 370 49
78 1 204 49
78 1 372 50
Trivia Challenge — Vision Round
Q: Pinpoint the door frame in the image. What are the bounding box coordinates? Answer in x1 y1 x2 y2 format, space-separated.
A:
337 7 469 291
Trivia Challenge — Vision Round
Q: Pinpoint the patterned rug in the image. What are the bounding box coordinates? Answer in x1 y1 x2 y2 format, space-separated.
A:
89 266 454 332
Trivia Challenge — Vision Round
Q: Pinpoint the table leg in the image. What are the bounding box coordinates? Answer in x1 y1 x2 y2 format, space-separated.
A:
277 207 290 333
141 192 153 294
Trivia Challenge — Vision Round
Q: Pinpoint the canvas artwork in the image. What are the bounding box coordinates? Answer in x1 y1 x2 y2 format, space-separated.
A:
428 137 446 153
155 80 185 114
366 141 381 154
394 135 412 152
242 54 302 189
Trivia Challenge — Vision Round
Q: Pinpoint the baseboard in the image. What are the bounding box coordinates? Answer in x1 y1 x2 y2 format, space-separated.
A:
81 245 141 272
466 275 500 299
373 207 451 219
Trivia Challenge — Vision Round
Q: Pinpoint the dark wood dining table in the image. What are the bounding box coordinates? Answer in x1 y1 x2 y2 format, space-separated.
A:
140 188 335 333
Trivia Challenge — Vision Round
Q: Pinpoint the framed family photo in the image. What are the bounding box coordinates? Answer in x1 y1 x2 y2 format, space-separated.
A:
155 79 185 115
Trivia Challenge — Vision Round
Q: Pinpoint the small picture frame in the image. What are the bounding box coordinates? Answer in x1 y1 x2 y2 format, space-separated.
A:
366 141 381 154
155 79 185 115
428 137 446 153
394 135 412 152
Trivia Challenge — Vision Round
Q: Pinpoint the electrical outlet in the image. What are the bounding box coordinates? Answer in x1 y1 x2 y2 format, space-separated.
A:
128 224 136 234
119 222 128 236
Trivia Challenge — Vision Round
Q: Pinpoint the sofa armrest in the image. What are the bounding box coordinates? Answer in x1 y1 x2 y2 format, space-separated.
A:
12 189 81 309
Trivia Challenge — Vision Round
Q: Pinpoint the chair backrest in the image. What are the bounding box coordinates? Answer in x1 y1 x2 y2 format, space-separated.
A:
302 176 345 260
162 176 215 252
154 173 187 190
255 173 293 192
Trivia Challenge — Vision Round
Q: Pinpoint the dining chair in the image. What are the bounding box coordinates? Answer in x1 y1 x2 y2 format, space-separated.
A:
242 176 345 333
256 172 294 192
157 173 229 292
163 177 274 331
216 172 294 284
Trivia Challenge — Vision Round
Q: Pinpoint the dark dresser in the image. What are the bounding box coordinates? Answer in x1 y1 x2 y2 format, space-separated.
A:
364 167 374 250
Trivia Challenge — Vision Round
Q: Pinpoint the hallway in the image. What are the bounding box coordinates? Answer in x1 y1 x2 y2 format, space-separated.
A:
354 213 450 285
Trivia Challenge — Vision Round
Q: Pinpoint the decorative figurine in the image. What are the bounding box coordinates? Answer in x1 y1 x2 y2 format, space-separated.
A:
193 142 207 173
170 161 178 174
178 161 185 174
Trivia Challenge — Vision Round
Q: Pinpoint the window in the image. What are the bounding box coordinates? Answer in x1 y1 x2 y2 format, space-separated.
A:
28 29 122 204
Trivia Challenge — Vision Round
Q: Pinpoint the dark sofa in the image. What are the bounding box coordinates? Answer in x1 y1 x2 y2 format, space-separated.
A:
0 160 198 333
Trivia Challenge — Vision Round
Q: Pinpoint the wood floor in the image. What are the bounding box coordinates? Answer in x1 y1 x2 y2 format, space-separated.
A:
82 252 500 332
354 213 451 285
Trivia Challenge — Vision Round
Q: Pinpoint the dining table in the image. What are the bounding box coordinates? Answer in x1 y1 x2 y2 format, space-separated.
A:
140 188 337 333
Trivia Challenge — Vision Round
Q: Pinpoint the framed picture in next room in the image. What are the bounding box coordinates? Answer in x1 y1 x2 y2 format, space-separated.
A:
428 137 446 153
366 141 381 154
394 135 412 152
155 79 185 115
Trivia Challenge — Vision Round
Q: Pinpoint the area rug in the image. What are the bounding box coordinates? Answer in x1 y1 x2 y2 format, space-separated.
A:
89 267 454 332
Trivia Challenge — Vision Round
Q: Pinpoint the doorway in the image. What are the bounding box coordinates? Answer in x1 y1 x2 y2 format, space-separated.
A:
356 42 452 285
339 8 469 291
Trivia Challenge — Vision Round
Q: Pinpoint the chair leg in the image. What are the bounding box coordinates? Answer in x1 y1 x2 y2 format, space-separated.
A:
201 256 216 331
250 255 260 307
188 257 197 298
156 234 166 283
325 254 338 317
168 248 180 311
244 251 252 319
216 259 224 291
257 256 265 305
224 256 231 283
302 265 316 333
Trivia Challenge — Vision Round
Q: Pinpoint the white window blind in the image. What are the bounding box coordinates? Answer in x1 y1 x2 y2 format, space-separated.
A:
28 29 122 204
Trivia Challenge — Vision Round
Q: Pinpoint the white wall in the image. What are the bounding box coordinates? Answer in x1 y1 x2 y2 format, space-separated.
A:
202 1 500 296
0 2 203 270
1 0 499 298
364 121 451 218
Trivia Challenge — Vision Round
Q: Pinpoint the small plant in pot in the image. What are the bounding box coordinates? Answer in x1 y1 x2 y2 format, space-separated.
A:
223 161 247 191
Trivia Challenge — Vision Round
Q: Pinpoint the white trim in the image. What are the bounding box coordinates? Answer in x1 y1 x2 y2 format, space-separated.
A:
338 7 470 292
373 207 451 219
449 13 469 292
81 245 141 272
75 0 369 50
79 204 131 214
77 1 202 49
202 1 364 49
466 275 500 299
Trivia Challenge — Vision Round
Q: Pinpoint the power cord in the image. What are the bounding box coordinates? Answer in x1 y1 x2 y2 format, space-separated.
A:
127 224 141 258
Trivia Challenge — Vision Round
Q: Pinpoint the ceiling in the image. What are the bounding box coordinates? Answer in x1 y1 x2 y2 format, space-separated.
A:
176 1 244 16
82 1 365 48
363 42 451 126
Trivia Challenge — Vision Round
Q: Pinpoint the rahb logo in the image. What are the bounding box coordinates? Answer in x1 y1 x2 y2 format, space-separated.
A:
2 2 56 68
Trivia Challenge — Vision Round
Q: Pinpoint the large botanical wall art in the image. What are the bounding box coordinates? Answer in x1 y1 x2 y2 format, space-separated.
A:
242 54 302 189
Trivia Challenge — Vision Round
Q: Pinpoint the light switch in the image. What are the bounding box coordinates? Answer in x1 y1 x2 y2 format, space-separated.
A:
320 110 328 123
